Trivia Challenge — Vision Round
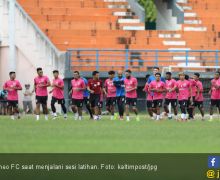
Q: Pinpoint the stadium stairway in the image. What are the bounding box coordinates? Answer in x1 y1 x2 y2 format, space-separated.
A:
15 0 220 70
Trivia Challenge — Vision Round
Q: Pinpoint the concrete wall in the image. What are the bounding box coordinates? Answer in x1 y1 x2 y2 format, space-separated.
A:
155 0 181 30
0 45 57 111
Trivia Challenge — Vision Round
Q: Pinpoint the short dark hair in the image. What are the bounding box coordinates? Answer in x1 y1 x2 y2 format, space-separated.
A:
185 74 189 80
53 70 59 74
155 73 161 77
108 70 115 75
9 71 15 76
125 69 132 74
145 74 150 79
37 67 42 72
92 71 99 76
166 72 172 76
74 71 79 75
153 67 159 70
194 73 200 77
215 71 220 75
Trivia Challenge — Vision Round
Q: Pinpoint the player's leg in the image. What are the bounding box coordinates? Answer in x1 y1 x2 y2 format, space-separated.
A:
41 96 48 120
77 100 83 120
131 98 139 121
155 100 162 121
35 96 41 120
0 102 2 115
179 100 187 121
90 96 95 119
72 99 78 120
7 102 14 120
3 102 7 115
187 97 195 120
209 100 215 121
163 99 170 117
125 98 130 121
110 98 116 120
98 101 103 119
93 95 101 120
172 100 178 120
106 98 111 114
117 96 125 120
146 101 153 119
13 101 20 119
60 99 67 119
51 97 57 118
217 100 220 119
84 97 93 119
197 102 205 120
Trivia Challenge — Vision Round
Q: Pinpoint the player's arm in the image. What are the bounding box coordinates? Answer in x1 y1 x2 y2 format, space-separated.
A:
189 84 193 101
87 81 94 94
113 79 121 87
3 83 10 91
75 82 86 91
156 84 166 93
103 80 107 95
32 84 36 93
68 87 72 96
45 78 51 87
149 83 155 92
53 82 64 89
170 82 177 92
143 84 147 92
14 82 22 91
127 79 137 92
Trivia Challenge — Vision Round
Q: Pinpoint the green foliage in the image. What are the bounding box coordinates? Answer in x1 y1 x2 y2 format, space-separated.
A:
138 0 157 22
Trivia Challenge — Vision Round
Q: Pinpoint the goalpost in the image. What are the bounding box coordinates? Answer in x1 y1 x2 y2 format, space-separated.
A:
161 65 220 116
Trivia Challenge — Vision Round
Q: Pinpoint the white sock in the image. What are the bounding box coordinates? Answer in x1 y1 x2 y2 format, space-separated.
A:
11 115 15 120
210 115 213 120
74 113 78 120
126 116 130 121
110 116 114 120
78 116 82 120
64 114 67 118
53 113 57 117
168 113 172 118
184 114 187 120
181 114 184 119
156 115 160 121
94 115 98 120
36 115 40 121
45 115 48 120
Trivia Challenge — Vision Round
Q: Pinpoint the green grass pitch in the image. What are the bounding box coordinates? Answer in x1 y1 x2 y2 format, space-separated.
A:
0 115 219 153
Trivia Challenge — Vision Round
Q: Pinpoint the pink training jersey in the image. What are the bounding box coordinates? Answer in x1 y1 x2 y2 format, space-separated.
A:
3 80 22 101
195 80 204 101
71 78 85 100
34 76 50 96
124 76 138 98
144 83 153 101
210 78 220 100
104 79 116 98
190 79 197 97
149 80 165 100
176 80 191 100
52 77 64 99
165 79 177 99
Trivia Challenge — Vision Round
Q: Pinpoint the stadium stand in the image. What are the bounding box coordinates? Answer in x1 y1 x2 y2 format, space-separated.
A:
15 0 220 72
